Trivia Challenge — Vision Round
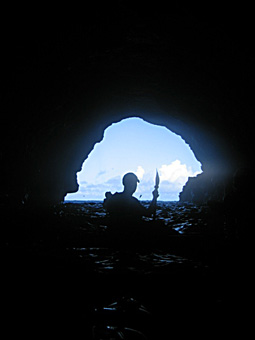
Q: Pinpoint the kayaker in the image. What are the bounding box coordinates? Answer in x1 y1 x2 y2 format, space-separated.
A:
103 172 159 222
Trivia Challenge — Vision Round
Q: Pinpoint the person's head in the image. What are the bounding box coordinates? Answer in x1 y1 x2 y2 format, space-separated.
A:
122 172 140 195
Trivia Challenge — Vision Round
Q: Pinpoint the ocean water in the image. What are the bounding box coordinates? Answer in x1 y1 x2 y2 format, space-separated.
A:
59 200 210 235
52 200 229 336
52 200 220 275
3 199 237 338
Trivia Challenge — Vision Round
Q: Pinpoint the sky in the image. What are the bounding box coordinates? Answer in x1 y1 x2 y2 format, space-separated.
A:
64 117 202 201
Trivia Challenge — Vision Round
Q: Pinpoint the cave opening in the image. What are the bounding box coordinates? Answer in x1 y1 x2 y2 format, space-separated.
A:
64 117 202 202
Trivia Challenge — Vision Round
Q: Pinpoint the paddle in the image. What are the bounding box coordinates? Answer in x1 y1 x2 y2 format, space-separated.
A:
153 169 160 220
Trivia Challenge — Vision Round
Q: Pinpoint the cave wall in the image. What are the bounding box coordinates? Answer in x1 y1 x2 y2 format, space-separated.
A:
2 2 254 206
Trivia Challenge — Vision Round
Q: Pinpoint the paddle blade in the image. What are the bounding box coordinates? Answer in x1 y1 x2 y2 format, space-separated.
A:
155 170 160 188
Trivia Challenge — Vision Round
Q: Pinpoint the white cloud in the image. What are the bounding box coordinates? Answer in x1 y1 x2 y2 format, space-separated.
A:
65 160 202 202
159 160 199 185
135 165 145 180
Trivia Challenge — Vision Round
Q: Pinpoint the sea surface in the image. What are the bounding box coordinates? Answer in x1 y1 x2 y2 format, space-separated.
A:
60 200 211 235
52 200 226 268
3 200 245 338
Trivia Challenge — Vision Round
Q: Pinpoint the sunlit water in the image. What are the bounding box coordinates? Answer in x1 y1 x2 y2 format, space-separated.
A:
54 201 215 275
3 200 234 338
59 200 209 235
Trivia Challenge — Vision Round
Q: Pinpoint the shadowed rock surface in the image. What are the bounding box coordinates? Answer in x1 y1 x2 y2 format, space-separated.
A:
1 2 254 338
2 1 254 206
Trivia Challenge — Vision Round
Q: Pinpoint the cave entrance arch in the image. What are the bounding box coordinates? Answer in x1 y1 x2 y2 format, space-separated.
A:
64 117 202 202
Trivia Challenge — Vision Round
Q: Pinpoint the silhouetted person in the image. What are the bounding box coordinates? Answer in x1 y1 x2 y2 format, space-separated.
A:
103 172 159 224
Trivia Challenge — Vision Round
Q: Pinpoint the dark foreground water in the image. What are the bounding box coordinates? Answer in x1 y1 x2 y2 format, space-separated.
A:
2 201 252 338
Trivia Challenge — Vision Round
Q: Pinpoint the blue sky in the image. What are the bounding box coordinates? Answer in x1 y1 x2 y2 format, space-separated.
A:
65 117 202 201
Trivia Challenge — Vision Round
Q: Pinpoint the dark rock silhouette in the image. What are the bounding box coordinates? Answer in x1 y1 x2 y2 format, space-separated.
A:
223 167 253 239
1 2 254 207
1 4 254 337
